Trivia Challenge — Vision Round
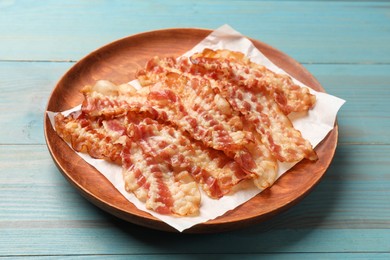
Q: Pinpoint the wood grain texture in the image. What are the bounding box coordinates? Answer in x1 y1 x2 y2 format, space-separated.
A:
1 0 389 257
2 62 390 145
1 145 389 226
1 145 389 253
44 28 338 233
0 1 389 63
308 64 390 145
2 228 390 256
0 61 73 144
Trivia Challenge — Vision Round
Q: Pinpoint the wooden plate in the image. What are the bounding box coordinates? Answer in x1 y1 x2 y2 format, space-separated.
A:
44 28 338 233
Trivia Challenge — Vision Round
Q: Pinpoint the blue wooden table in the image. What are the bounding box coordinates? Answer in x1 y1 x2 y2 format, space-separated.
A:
1 0 389 258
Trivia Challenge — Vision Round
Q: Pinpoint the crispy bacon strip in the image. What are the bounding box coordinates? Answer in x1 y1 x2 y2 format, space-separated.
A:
81 81 151 118
122 140 200 216
54 111 124 164
55 108 262 213
139 59 278 183
54 48 322 218
210 81 317 162
184 57 317 162
126 116 252 197
142 73 252 152
55 110 201 216
82 79 278 189
82 79 249 152
142 55 317 162
189 49 316 115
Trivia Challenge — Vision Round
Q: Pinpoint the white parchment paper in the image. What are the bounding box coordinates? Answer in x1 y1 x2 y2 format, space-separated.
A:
48 24 345 232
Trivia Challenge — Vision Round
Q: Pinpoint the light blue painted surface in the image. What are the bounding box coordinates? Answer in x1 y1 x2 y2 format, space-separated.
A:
0 0 389 258
1 63 389 145
0 1 389 63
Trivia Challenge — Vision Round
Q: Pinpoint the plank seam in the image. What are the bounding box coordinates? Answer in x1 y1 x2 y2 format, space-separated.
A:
1 59 390 65
1 252 390 257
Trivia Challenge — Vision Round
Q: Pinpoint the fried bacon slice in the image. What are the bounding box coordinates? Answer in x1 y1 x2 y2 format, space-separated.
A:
54 111 124 164
222 83 318 162
82 80 278 189
55 110 201 216
113 115 201 215
126 116 251 198
138 60 278 183
139 55 317 162
189 48 316 115
54 48 319 217
122 139 200 216
54 107 272 215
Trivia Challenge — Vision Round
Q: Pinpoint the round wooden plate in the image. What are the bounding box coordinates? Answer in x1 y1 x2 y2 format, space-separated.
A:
44 28 338 233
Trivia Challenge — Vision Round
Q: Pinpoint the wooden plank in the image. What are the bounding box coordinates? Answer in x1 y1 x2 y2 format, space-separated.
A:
0 148 107 223
0 255 389 260
1 228 389 256
0 144 389 255
2 144 389 226
1 144 389 227
0 0 388 258
0 255 383 260
0 61 73 144
0 1 389 63
307 64 390 144
1 62 388 145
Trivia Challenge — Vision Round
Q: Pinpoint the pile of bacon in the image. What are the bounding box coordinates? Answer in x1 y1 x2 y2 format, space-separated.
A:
55 49 317 217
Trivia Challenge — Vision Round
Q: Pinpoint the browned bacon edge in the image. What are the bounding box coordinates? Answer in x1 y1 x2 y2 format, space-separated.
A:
53 48 322 217
138 59 279 177
55 110 201 216
139 55 317 162
210 79 318 162
127 116 252 198
55 108 259 214
189 48 316 115
81 79 278 189
122 139 200 216
54 111 124 164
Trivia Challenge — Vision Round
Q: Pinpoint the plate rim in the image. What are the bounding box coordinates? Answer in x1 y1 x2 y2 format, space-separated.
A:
44 28 337 233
